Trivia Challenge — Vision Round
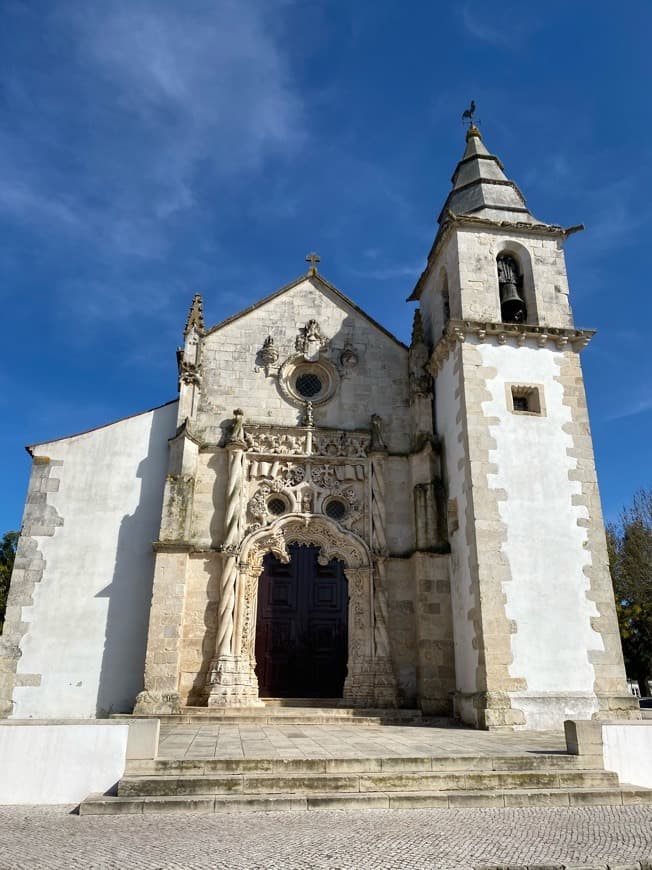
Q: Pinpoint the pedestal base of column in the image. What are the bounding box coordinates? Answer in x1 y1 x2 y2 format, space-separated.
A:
206 655 264 707
372 655 398 708
343 657 375 707
133 690 182 715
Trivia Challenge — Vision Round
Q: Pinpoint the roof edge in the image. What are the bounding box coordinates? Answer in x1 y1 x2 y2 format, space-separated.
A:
204 271 408 351
26 398 178 455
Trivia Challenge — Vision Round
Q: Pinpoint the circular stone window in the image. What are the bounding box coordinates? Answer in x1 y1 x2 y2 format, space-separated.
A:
324 498 347 521
267 497 287 516
295 372 323 399
277 355 340 408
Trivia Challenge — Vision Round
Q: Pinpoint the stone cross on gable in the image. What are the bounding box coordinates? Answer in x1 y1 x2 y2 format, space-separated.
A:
306 252 321 275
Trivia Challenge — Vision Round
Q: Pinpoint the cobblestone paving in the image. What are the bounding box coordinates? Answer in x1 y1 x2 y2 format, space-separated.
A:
157 723 567 760
1 804 651 869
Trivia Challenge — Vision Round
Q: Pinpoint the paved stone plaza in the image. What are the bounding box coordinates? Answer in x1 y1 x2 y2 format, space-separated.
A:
156 722 568 760
1 804 652 868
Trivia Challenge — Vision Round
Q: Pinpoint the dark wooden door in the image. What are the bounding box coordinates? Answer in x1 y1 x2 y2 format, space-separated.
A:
255 544 348 698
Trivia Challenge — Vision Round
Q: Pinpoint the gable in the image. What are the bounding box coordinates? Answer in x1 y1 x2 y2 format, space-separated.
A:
205 274 408 352
197 276 411 451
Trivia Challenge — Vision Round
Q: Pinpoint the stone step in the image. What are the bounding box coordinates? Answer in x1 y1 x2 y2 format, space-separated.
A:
118 768 620 797
120 708 430 726
79 786 652 816
259 698 343 708
125 753 589 777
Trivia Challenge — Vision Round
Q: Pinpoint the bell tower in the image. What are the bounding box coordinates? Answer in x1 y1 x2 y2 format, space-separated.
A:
409 122 639 729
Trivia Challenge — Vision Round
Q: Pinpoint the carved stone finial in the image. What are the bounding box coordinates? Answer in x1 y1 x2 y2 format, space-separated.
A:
411 309 425 347
228 408 246 445
261 336 278 365
369 414 387 452
259 335 279 376
184 293 205 335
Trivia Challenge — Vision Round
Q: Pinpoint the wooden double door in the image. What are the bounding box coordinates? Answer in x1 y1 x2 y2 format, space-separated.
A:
255 544 348 698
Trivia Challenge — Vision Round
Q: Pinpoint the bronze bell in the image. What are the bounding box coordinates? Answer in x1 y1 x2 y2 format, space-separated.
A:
500 282 527 323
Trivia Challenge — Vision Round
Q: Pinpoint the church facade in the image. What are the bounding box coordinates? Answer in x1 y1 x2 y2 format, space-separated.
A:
0 127 639 730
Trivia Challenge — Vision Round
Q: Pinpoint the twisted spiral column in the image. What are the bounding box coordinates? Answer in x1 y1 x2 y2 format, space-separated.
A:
371 457 387 555
373 557 391 659
215 446 245 657
371 456 390 659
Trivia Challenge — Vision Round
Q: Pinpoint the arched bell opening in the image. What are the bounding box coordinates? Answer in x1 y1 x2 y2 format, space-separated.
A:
497 252 527 324
254 543 348 699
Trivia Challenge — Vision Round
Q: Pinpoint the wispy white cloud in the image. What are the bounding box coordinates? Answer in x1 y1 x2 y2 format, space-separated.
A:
350 261 423 282
0 1 304 259
605 396 652 422
460 4 541 47
461 7 511 46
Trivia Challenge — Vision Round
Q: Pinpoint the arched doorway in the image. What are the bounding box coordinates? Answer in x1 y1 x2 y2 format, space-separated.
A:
254 543 348 698
221 514 392 708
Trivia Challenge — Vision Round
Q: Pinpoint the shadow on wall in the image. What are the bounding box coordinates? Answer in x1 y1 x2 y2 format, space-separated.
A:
95 404 176 716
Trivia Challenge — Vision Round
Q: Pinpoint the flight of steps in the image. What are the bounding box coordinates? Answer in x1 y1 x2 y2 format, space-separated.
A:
79 753 652 815
120 702 432 727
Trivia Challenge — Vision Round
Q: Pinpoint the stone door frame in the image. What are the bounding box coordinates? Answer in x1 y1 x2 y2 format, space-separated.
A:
235 514 375 706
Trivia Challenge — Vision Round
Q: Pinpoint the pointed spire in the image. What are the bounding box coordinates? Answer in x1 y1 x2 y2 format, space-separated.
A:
411 309 425 347
184 293 204 335
438 126 537 225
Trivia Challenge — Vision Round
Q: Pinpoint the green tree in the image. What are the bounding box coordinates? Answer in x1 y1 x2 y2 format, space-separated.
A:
607 487 652 696
0 530 19 633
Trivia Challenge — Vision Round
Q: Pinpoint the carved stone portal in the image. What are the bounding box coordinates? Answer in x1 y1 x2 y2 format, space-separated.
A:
206 514 396 708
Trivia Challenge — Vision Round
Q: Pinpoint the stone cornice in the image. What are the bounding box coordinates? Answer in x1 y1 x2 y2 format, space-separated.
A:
152 541 192 553
429 320 595 375
153 541 226 556
199 423 372 460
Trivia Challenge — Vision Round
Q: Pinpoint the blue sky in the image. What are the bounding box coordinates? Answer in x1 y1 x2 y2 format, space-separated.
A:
0 0 650 532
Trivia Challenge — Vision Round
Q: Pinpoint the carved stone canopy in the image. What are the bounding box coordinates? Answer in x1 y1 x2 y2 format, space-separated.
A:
240 514 371 571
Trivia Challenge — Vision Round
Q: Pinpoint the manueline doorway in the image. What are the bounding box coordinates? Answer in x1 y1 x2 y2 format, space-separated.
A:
254 543 348 699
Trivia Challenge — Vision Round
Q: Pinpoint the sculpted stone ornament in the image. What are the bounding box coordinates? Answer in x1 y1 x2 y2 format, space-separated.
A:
339 343 359 374
303 401 314 428
178 358 201 387
184 293 205 335
258 335 279 377
248 459 306 487
246 426 308 455
295 319 328 361
301 490 314 512
247 483 273 527
245 424 369 459
312 431 369 458
369 414 387 452
228 408 246 445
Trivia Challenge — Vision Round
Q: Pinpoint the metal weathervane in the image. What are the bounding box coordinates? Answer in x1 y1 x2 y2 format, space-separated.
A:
462 100 477 128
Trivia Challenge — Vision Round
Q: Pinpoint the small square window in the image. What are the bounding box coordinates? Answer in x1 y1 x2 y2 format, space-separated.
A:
509 384 543 416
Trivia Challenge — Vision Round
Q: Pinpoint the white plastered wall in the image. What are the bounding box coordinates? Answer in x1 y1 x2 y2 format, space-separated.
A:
477 340 603 724
435 350 478 694
12 402 178 719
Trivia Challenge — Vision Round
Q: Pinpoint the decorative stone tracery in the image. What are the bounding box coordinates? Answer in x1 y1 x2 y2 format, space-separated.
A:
204 412 396 708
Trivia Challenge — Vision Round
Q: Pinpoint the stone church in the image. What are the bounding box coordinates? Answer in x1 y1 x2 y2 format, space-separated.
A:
0 125 639 731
